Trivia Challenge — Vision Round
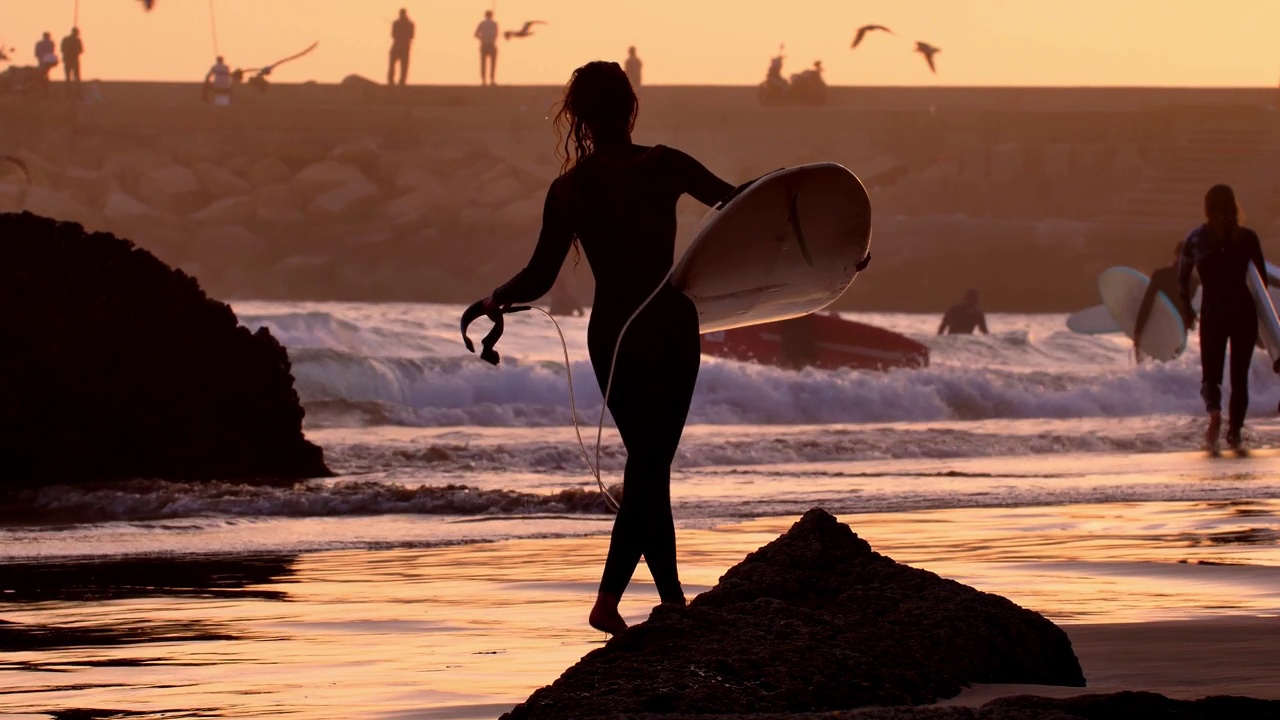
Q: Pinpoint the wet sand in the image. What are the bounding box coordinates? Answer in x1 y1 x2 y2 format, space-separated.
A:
3 498 1279 719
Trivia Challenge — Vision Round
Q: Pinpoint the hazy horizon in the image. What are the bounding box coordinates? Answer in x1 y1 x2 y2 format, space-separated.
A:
3 1 1279 88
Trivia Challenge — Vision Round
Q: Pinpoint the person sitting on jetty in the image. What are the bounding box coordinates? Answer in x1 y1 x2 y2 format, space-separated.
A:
938 289 989 335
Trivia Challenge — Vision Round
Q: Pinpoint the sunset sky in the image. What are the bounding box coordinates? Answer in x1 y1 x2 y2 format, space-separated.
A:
3 1 1279 87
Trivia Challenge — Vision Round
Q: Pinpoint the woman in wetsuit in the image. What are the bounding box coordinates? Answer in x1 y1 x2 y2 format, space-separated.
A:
1178 184 1267 450
478 61 737 634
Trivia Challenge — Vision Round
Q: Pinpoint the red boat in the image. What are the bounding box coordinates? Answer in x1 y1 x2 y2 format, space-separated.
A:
700 313 929 371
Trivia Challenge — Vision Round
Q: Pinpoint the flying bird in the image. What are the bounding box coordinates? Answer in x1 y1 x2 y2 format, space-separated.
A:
851 25 892 49
504 21 547 41
914 42 940 74
237 41 319 81
138 0 155 10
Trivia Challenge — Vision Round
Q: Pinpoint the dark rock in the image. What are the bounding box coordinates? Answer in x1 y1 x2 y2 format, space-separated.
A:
502 509 1084 720
0 212 329 486
605 691 1280 718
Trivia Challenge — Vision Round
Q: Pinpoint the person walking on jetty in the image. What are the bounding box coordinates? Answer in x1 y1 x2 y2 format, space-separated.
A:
34 32 57 97
475 10 499 86
625 46 642 88
388 8 415 86
1179 184 1267 452
204 56 233 106
474 61 745 635
60 28 83 96
938 289 989 335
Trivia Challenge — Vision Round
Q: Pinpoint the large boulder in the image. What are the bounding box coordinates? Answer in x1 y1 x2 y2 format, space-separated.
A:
503 509 1085 720
0 212 329 486
193 163 252 198
306 179 381 219
290 160 371 202
137 165 206 214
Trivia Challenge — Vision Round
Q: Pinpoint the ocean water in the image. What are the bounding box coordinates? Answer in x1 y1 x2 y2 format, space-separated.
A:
5 302 1280 560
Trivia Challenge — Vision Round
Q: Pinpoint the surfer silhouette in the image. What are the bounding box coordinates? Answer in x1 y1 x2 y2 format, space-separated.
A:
476 61 741 636
938 289 988 335
1179 184 1267 451
475 10 499 86
1133 243 1199 363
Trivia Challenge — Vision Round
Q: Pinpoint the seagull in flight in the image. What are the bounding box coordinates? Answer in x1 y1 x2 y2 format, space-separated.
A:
138 0 155 10
851 25 892 49
504 21 547 41
914 42 941 74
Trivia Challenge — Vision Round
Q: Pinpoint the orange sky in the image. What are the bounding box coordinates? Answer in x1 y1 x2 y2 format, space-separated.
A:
3 1 1279 87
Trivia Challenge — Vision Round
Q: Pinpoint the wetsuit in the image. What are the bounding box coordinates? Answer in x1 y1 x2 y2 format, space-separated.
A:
490 144 733 604
1178 223 1266 433
938 302 987 335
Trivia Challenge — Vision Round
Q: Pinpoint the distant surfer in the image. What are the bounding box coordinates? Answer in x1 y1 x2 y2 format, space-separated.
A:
476 61 745 635
937 289 988 335
1179 184 1267 451
1133 243 1199 363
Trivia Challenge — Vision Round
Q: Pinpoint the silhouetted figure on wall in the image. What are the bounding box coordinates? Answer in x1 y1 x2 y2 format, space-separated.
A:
34 32 56 97
938 289 989 335
475 10 498 86
789 60 827 105
61 28 83 93
388 8 415 86
204 56 233 106
625 46 642 88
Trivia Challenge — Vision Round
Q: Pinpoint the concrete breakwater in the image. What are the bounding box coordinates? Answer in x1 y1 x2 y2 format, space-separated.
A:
3 82 1278 311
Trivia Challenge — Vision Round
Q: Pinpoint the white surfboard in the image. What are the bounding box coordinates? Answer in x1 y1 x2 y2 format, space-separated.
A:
673 163 872 333
1068 287 1201 336
1246 263 1280 374
1066 305 1120 334
1097 266 1187 361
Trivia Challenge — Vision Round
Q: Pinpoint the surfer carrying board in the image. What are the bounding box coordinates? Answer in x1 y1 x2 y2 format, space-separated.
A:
476 61 740 635
1178 184 1267 451
1133 243 1198 363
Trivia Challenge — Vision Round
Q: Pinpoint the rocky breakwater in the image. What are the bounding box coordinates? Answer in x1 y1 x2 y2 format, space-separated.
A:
503 508 1085 719
0 132 575 304
0 212 329 486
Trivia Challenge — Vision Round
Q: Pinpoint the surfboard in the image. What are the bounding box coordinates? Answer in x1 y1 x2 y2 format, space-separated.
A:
1066 305 1120 335
1246 263 1280 374
701 313 929 371
672 163 872 333
1068 287 1201 336
1097 266 1187 361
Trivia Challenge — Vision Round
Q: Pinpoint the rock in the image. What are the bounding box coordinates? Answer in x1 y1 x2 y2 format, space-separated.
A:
380 186 450 225
101 150 167 191
603 691 1280 719
502 509 1084 720
392 166 445 194
244 157 293 188
254 183 305 224
0 182 23 212
138 165 206 214
191 196 256 224
0 212 329 486
102 190 158 221
290 160 371 201
193 163 252 198
306 179 380 219
329 141 381 168
13 150 62 186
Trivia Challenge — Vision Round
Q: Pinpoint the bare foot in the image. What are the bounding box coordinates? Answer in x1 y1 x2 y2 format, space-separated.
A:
588 604 627 635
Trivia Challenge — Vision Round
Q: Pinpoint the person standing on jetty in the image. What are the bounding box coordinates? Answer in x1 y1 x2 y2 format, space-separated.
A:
388 8 415 86
625 46 642 88
1179 184 1267 451
60 28 83 95
34 32 57 97
475 10 499 86
476 61 742 634
204 56 233 106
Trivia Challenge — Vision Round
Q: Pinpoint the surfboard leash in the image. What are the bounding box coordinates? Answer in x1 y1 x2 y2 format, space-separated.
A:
461 270 674 515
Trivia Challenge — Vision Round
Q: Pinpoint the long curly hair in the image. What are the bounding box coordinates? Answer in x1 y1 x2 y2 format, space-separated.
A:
1204 184 1241 238
551 61 638 175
